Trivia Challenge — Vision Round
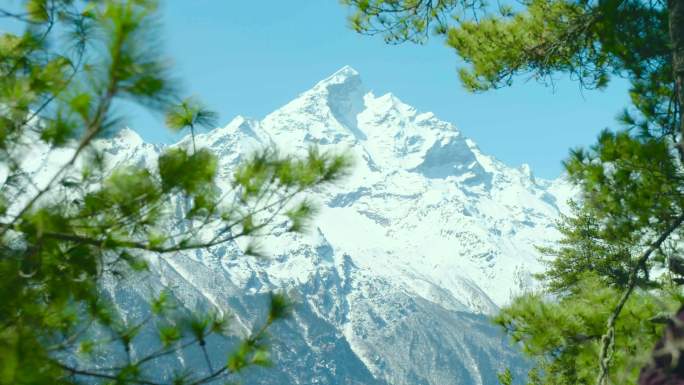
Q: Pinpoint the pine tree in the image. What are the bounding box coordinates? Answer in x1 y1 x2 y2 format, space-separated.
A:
0 1 351 384
343 0 684 383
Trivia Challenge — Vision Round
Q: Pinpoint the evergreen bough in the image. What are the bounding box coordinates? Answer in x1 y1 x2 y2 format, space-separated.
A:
0 1 351 384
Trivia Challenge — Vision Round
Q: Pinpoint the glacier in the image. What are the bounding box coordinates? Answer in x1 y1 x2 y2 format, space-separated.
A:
26 66 574 384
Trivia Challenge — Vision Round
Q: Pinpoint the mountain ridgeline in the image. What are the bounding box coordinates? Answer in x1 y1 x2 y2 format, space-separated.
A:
48 67 572 384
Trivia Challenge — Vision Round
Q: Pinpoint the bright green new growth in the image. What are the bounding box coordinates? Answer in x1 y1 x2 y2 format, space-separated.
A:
165 97 218 152
0 1 352 384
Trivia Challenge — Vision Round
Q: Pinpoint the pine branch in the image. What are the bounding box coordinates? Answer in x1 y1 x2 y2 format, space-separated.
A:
57 362 164 385
0 8 43 24
0 37 121 238
596 212 684 385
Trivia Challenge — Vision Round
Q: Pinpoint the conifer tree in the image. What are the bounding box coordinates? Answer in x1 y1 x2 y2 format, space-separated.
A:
0 1 351 384
343 0 684 383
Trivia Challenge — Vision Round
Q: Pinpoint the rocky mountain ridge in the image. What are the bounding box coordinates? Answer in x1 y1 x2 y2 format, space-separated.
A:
26 66 574 384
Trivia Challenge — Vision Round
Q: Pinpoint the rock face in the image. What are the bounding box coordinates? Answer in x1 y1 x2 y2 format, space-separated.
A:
31 66 574 384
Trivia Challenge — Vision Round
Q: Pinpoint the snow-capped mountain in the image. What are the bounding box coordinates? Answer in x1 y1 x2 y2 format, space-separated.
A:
25 66 574 384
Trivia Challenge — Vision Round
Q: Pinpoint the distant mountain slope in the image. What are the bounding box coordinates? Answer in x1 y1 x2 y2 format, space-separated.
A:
29 66 574 384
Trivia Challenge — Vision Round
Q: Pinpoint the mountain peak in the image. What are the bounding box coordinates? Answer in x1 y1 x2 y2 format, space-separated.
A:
309 66 366 96
317 65 360 84
114 127 143 146
317 66 366 140
263 66 368 142
310 65 364 95
335 64 360 76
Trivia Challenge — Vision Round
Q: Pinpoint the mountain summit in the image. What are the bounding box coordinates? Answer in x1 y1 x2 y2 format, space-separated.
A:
64 67 574 384
312 65 362 90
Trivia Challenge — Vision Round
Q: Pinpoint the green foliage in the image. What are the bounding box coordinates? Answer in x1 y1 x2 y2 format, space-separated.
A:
539 201 650 293
502 127 684 384
285 199 318 233
566 130 683 224
165 97 218 151
342 0 461 43
450 0 609 92
165 97 218 132
233 148 352 198
0 1 352 384
496 127 684 383
268 292 293 323
159 148 218 194
495 277 680 384
498 368 514 385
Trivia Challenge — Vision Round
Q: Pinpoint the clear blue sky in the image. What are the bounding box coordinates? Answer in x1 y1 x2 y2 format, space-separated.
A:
23 1 637 179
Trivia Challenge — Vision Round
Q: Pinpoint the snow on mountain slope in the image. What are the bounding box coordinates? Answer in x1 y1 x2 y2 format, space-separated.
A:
27 66 574 384
206 65 568 308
